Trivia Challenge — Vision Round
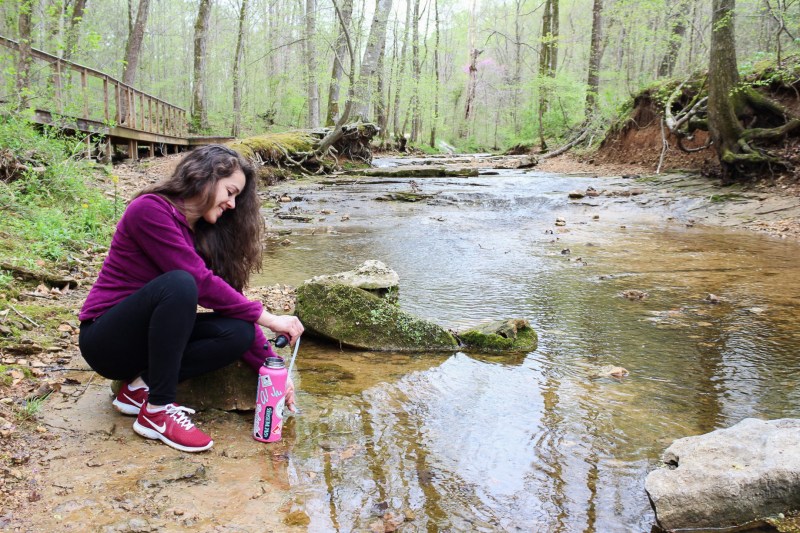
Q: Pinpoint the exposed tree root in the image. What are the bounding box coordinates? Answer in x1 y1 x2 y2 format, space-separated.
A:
229 123 378 177
661 71 800 182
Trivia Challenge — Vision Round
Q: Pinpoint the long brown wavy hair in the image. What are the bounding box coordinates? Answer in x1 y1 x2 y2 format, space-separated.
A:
135 145 262 291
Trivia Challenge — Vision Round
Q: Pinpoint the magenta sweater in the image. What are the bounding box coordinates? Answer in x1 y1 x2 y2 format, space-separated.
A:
79 194 275 370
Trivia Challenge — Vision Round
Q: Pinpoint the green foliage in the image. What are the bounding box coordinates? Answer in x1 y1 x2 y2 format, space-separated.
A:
0 365 34 386
0 113 115 267
17 395 48 421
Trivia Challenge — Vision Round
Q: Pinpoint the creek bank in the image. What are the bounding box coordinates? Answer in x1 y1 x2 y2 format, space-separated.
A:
645 418 800 532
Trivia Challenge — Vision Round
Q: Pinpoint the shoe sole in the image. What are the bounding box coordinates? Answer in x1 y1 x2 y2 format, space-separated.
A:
132 420 214 453
112 398 142 416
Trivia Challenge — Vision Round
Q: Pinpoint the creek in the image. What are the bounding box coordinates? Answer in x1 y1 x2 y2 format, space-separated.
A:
248 159 800 531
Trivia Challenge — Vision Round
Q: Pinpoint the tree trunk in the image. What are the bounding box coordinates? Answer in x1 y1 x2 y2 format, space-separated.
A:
429 0 440 149
392 0 412 139
121 0 150 125
191 0 212 132
657 1 687 78
409 0 421 142
232 0 248 138
63 0 88 61
538 0 559 151
375 41 388 135
353 0 393 122
16 0 33 111
708 0 746 183
305 0 320 128
325 0 353 126
584 0 602 118
463 48 482 122
461 0 481 137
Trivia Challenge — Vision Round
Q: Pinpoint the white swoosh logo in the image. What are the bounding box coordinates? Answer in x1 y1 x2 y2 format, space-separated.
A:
143 416 166 433
123 393 143 407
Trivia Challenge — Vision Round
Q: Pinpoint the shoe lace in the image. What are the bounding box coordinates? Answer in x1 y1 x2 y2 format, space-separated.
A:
165 404 196 431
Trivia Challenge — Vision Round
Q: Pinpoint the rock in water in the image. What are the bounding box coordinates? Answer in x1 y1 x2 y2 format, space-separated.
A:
645 418 800 532
306 260 399 302
458 319 538 353
296 281 458 352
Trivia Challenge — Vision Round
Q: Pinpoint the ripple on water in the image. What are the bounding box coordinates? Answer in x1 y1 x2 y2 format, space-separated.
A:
256 170 800 531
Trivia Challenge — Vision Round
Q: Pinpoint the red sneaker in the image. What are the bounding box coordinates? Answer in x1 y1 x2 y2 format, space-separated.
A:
112 382 148 416
133 403 213 453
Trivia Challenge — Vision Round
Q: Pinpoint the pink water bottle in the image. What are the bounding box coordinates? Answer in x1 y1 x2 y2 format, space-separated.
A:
253 356 287 442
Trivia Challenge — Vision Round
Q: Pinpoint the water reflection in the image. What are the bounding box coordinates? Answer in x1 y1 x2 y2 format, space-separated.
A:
256 167 800 531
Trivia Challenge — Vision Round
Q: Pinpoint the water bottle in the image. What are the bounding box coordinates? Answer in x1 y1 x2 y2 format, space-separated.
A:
253 355 288 443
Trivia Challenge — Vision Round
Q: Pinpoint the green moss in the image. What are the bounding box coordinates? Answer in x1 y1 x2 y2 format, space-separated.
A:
459 331 515 351
228 131 316 164
709 193 745 203
0 364 34 386
458 319 538 353
296 282 457 352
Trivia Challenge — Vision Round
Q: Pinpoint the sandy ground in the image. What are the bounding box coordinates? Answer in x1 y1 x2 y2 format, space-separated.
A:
2 152 799 532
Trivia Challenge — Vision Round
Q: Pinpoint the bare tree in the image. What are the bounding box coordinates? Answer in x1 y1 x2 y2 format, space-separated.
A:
462 0 482 137
409 0 421 142
764 0 798 65
325 0 353 126
584 0 603 117
538 0 559 150
429 0 440 148
392 0 412 140
15 0 33 111
232 0 248 138
353 0 393 122
657 0 688 78
63 0 88 61
121 0 150 124
191 0 212 132
305 0 320 127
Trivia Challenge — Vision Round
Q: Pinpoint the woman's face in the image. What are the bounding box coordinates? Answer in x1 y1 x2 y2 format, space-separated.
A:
202 169 246 224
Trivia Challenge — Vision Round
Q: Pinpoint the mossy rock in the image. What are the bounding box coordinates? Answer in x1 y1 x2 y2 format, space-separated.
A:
296 281 458 352
458 319 538 353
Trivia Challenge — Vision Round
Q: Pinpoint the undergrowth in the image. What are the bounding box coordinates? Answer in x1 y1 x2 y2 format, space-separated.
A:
0 112 115 282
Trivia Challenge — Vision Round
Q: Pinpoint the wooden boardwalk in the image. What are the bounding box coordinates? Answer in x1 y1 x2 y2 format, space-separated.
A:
0 36 230 160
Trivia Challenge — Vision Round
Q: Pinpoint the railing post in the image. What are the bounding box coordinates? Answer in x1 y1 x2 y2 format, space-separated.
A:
115 82 121 124
103 77 109 123
126 87 133 125
139 92 144 130
53 60 63 114
148 98 152 133
81 67 88 120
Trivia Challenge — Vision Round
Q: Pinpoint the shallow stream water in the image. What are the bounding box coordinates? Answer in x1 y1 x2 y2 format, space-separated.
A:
244 161 800 531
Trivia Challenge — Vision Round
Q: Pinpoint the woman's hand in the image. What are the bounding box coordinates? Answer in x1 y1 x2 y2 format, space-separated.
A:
259 311 304 344
286 377 297 412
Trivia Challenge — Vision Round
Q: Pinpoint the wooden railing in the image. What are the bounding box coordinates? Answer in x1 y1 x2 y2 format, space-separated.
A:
0 35 187 138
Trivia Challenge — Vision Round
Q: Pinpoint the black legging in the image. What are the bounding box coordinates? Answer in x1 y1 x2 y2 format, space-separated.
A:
79 270 254 405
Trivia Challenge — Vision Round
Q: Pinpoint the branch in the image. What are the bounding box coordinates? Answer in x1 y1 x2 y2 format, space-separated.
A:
540 128 591 160
741 118 800 142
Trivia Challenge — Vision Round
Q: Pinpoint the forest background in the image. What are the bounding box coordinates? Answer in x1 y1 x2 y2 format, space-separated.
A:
0 0 799 154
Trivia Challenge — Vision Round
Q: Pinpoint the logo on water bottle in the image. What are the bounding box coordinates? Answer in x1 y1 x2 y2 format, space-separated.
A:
260 375 273 388
270 388 283 398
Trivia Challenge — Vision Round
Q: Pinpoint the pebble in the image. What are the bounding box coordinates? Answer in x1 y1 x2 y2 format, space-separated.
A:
555 217 566 226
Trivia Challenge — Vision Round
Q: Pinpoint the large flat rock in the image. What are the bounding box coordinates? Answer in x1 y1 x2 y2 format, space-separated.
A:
645 418 800 532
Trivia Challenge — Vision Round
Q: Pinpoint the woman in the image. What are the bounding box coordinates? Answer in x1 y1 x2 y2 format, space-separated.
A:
79 145 303 453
